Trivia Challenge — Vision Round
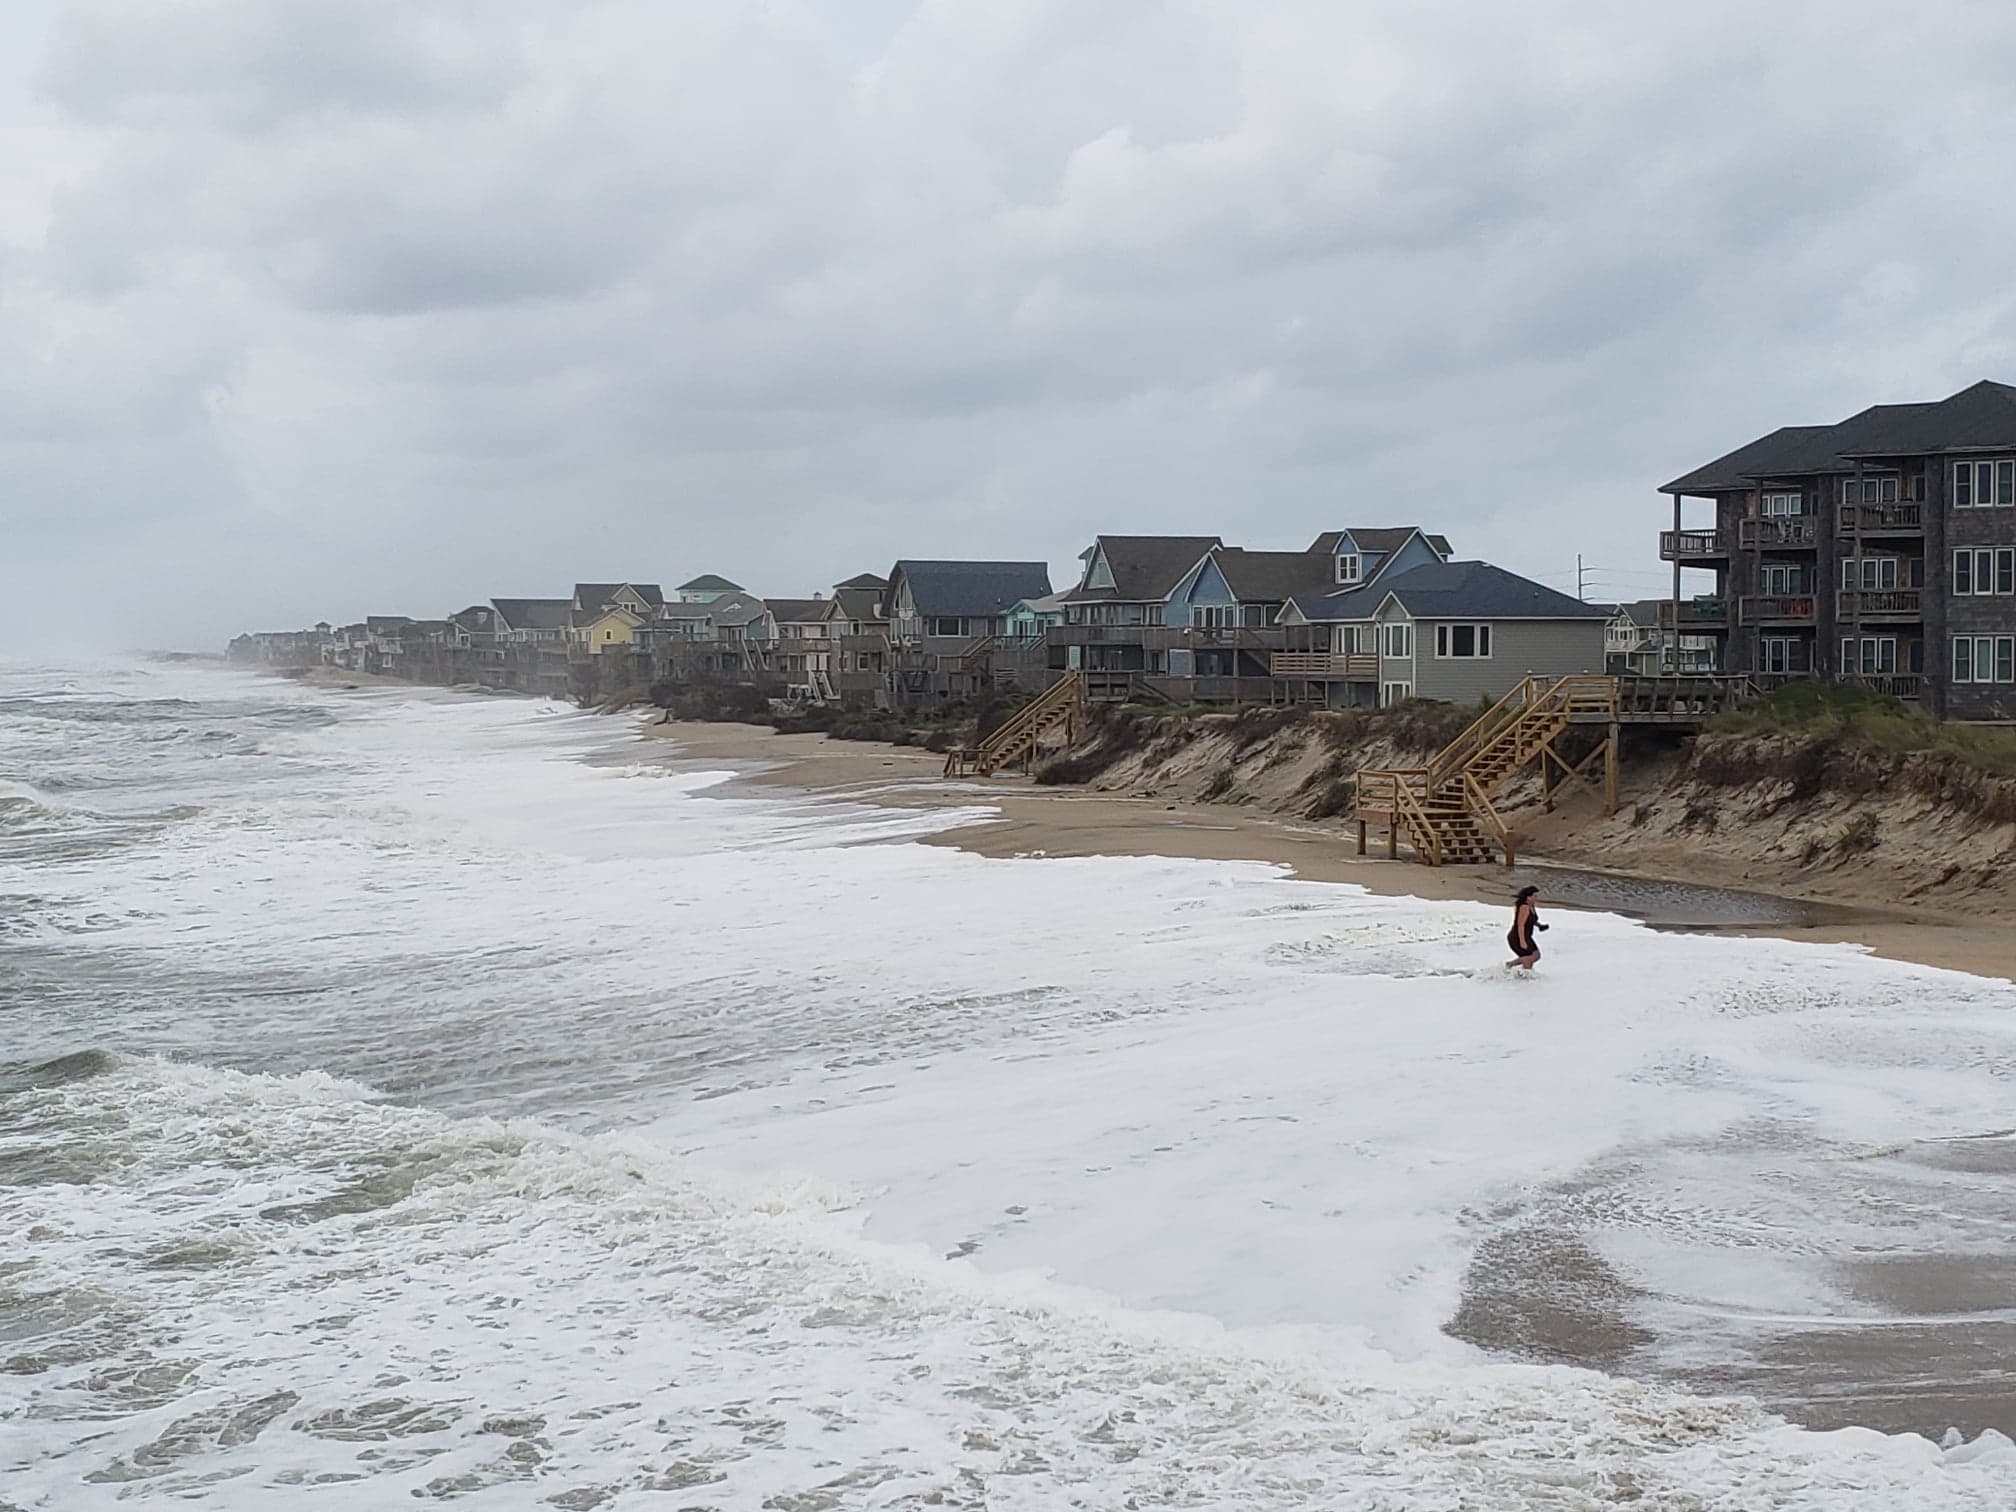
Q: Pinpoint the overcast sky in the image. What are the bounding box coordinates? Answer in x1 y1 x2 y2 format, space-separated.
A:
5 0 2016 650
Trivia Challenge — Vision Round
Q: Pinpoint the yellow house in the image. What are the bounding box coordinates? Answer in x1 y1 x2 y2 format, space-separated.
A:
574 606 645 652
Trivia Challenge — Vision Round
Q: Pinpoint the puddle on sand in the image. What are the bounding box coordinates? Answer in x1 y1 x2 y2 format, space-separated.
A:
1502 862 1875 931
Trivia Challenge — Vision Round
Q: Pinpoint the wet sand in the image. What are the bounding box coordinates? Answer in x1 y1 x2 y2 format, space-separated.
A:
640 718 2014 983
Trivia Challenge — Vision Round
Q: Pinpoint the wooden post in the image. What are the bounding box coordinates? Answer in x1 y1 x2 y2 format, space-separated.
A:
1387 822 1397 860
1605 722 1620 815
1671 490 1684 675
1540 743 1557 812
1356 819 1367 856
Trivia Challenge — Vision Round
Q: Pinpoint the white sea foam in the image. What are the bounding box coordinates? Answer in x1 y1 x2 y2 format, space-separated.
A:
6 659 2016 1507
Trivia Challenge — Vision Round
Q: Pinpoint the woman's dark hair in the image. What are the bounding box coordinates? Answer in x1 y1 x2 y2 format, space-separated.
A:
1514 885 1540 904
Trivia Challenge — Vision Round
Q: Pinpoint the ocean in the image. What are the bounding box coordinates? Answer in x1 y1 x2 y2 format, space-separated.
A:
5 657 2016 1510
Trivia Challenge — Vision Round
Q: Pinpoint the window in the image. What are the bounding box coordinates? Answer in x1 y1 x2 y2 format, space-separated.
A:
1841 637 1897 675
2003 550 2016 596
1954 458 2016 508
1336 554 1361 585
1191 605 1235 629
1761 491 1805 516
1760 637 1807 674
1761 563 1802 594
1381 681 1413 706
1842 476 1900 505
1952 636 2016 682
931 618 964 637
1434 623 1492 658
1841 558 1901 591
1953 549 2015 595
1383 623 1413 658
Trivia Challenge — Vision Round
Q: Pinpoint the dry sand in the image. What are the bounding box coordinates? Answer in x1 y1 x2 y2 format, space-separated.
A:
642 718 2014 983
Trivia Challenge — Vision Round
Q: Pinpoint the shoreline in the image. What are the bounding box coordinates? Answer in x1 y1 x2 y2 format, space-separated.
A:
638 718 2014 982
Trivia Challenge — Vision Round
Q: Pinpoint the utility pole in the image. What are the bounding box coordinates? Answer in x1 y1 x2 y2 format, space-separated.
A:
1577 553 1586 601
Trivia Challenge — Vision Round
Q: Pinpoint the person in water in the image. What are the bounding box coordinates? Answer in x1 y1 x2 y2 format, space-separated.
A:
1507 885 1547 969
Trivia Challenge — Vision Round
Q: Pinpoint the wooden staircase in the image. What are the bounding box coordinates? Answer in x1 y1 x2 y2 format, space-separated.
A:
943 673 1087 778
1355 674 1620 866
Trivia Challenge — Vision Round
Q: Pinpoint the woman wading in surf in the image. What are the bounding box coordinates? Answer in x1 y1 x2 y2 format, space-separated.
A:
1507 885 1546 970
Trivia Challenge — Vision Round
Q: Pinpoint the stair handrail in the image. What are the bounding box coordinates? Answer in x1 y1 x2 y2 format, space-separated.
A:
1460 770 1513 866
976 672 1079 760
1424 675 1548 786
1390 777 1441 865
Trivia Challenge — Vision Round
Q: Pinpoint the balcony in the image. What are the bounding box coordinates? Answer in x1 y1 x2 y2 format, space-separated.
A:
1656 597 1729 630
1659 529 1728 562
1837 502 1925 536
1139 625 1280 653
1843 674 1923 701
1836 589 1923 621
1739 594 1817 625
1270 651 1379 680
1049 622 1153 646
1738 517 1819 549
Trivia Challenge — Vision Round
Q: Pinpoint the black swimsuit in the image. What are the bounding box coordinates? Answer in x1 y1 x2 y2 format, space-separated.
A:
1508 905 1540 958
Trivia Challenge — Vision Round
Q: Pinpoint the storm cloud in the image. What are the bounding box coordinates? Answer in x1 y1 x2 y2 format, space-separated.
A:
4 0 2016 648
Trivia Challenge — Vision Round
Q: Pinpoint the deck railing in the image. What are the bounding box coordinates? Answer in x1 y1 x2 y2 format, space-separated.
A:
1836 589 1923 619
1268 652 1380 679
1739 594 1816 624
1659 529 1726 560
1837 502 1925 534
1738 517 1819 548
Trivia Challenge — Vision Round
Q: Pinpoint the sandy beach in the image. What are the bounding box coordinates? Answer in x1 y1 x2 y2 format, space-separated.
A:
641 717 2015 983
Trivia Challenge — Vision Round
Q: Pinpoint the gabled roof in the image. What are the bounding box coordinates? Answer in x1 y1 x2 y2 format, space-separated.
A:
705 591 768 626
655 600 715 620
571 605 645 629
833 572 889 591
1205 547 1335 603
1293 561 1610 623
765 597 828 625
889 561 1054 618
574 582 665 612
491 598 573 632
1307 527 1455 560
1010 591 1069 616
449 605 497 631
365 615 414 633
825 586 886 622
1064 535 1220 603
678 573 742 592
1663 380 2016 494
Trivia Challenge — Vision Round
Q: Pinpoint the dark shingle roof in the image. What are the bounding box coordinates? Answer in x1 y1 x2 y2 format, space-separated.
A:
765 598 828 625
1207 548 1335 603
833 572 889 591
575 582 665 611
570 604 643 629
827 586 885 622
892 561 1054 618
1064 536 1219 603
678 574 742 592
705 592 768 626
1307 527 1454 560
655 601 715 620
1663 381 2016 493
491 598 573 632
365 615 414 633
1294 562 1609 622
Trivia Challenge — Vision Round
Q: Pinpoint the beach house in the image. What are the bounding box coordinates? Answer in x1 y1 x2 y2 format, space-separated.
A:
883 560 1055 706
1658 378 2016 718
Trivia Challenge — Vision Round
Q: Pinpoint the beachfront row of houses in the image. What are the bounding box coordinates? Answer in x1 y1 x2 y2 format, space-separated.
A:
232 529 1708 711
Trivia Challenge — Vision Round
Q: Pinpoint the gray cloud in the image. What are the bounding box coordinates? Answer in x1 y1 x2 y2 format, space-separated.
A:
7 0 2016 648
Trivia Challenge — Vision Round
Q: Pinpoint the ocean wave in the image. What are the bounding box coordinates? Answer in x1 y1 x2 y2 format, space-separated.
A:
4 1055 2014 1509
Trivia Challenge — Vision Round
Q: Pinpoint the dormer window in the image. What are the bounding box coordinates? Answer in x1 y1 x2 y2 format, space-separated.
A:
1335 554 1362 585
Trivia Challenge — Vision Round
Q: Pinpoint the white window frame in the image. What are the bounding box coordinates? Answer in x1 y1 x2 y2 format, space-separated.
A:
1952 635 2016 682
1433 623 1493 659
1954 458 2016 509
1759 636 1805 675
1841 636 1897 675
1761 563 1802 595
1380 680 1413 707
1335 554 1362 585
1382 622 1413 659
2001 549 2016 596
1761 491 1805 517
1191 605 1236 629
1843 475 1901 506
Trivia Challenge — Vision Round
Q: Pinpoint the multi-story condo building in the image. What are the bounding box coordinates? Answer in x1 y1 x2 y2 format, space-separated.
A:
1660 379 2016 719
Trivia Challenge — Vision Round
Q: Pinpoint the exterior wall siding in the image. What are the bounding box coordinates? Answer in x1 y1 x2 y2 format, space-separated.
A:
1412 620 1608 705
